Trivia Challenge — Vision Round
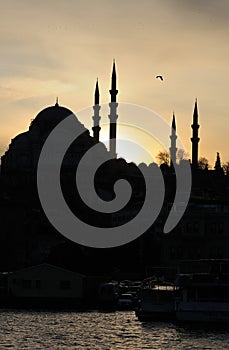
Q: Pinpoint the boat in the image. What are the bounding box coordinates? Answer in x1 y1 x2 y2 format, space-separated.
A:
176 259 229 323
117 293 134 310
98 281 119 309
136 278 178 321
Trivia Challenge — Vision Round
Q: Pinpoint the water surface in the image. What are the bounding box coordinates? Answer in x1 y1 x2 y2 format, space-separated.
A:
0 310 229 349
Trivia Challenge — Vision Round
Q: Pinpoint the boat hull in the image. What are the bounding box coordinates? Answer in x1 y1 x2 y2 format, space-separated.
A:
136 287 176 321
176 301 229 323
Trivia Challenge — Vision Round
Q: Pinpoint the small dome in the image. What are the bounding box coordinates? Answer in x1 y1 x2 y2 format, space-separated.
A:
30 102 79 135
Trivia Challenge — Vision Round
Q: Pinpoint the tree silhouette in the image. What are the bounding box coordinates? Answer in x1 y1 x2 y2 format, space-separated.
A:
156 150 170 165
177 149 189 163
198 157 209 170
223 161 229 175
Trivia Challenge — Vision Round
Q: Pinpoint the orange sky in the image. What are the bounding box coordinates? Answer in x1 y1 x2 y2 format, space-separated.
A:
1 0 229 166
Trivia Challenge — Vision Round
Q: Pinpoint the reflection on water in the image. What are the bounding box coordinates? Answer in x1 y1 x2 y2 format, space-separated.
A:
0 310 229 349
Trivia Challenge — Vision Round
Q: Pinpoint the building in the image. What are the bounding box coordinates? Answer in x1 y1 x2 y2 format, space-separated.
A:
0 61 229 275
8 263 85 300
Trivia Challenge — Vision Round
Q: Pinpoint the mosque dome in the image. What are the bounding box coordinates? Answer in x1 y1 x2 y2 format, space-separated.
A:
29 100 79 135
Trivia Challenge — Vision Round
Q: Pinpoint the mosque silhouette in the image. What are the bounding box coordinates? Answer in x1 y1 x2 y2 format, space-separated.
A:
0 61 229 277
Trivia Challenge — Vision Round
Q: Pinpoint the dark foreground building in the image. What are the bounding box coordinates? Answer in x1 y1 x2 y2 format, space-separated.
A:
1 62 229 279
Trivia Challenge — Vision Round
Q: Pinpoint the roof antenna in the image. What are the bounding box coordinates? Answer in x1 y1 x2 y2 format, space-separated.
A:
55 97 59 106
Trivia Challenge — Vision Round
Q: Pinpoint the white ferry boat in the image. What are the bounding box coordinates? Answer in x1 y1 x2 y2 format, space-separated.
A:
136 279 178 321
176 260 229 323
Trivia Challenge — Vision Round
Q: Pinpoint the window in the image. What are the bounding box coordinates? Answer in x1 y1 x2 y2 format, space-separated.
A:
59 280 71 290
35 280 41 289
218 223 224 234
210 223 216 234
22 280 31 289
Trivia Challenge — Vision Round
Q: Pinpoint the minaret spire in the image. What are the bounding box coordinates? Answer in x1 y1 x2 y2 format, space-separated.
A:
170 112 177 167
108 60 118 157
92 79 101 142
214 152 223 174
191 98 200 169
111 59 117 95
94 78 99 105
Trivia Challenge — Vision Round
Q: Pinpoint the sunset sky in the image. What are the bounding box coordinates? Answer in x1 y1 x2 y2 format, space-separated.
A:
1 0 229 166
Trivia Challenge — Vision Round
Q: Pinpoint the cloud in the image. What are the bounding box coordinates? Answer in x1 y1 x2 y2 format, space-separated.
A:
163 0 229 26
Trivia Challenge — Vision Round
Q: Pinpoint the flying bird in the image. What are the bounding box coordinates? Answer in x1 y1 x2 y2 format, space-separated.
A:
156 75 163 81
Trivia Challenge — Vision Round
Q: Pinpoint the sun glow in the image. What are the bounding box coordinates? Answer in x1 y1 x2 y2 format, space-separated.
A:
99 124 163 165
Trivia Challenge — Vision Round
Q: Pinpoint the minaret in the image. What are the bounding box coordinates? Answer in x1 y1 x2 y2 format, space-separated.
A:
214 152 223 173
92 79 101 142
108 60 118 158
170 112 177 167
191 99 200 169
